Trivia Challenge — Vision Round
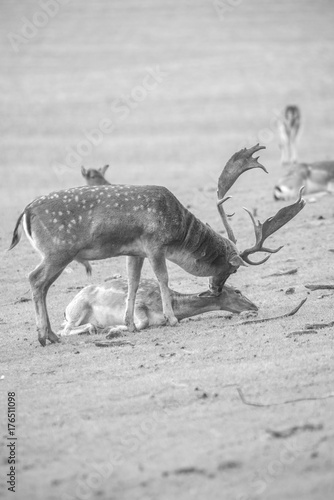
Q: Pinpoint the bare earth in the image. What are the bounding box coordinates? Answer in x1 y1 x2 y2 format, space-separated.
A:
0 1 333 499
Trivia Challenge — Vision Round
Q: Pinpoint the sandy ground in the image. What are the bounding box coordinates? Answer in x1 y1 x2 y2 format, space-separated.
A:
0 1 334 499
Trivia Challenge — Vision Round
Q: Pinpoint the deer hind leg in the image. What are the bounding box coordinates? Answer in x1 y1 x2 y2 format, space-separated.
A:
124 256 144 332
147 252 178 327
29 258 70 346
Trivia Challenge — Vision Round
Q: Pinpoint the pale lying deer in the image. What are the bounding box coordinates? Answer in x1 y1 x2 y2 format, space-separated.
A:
81 165 110 185
59 278 258 337
9 144 305 346
274 106 334 201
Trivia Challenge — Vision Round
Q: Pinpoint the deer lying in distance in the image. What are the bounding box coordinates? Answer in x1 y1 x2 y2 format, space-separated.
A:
274 105 334 201
59 278 258 337
9 144 305 346
81 165 110 185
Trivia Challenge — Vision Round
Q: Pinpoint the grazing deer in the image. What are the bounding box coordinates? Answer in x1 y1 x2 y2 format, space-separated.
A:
59 278 258 337
274 105 334 201
9 144 305 346
81 165 110 185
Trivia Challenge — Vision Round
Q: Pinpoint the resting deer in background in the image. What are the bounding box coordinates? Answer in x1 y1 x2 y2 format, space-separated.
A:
59 278 258 337
9 144 305 346
274 105 334 201
81 165 110 185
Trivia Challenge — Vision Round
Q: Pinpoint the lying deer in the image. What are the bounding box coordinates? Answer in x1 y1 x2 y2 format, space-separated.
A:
81 165 110 185
274 105 334 201
9 144 305 346
59 278 258 337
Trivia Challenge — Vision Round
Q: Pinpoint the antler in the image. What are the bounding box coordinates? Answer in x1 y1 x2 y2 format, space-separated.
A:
217 144 268 243
240 187 305 265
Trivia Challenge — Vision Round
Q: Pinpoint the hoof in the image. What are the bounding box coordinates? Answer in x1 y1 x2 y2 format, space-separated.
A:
125 322 136 333
167 316 178 327
48 331 61 344
106 329 124 339
38 337 46 347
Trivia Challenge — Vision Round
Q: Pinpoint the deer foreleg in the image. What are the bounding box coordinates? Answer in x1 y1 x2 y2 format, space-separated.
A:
59 323 98 336
29 259 69 346
125 256 144 332
147 252 178 327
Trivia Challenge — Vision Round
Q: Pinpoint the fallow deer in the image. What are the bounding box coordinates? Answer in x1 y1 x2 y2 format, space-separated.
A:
81 165 110 185
59 278 258 337
274 105 334 201
9 144 305 346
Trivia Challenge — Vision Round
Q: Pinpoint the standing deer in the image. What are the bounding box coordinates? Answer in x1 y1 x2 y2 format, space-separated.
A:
274 106 334 201
277 105 301 164
9 144 305 346
81 165 110 185
59 278 258 337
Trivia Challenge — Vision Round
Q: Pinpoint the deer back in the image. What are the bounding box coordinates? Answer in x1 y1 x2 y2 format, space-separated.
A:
22 185 239 278
274 161 334 200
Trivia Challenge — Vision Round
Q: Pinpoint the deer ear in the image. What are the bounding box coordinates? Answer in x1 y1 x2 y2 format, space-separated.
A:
101 164 109 175
81 166 87 176
229 254 247 268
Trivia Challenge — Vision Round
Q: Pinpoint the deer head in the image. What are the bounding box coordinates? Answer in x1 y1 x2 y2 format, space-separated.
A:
209 144 305 292
81 165 110 186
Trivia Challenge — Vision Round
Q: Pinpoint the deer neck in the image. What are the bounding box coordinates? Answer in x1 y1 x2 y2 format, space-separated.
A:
171 292 222 320
166 211 236 277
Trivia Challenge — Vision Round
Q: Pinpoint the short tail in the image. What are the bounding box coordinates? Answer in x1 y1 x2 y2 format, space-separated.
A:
8 211 25 251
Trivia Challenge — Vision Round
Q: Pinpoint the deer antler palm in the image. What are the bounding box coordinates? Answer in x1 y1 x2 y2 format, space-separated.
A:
215 144 305 265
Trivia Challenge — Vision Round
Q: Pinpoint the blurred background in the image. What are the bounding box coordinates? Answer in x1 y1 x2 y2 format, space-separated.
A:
1 0 333 231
